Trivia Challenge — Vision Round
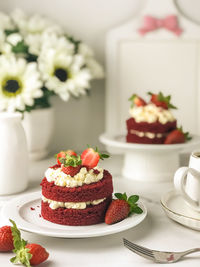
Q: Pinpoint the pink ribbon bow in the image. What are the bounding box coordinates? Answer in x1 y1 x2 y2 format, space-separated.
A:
138 15 183 36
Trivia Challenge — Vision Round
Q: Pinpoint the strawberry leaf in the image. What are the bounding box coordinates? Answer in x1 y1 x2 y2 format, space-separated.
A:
114 192 127 201
132 206 143 214
128 195 139 203
62 154 82 167
10 219 32 267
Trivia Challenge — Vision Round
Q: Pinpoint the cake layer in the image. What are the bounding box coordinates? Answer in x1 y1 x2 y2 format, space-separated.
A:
41 170 113 202
41 196 112 226
126 133 165 144
126 117 177 133
42 195 106 209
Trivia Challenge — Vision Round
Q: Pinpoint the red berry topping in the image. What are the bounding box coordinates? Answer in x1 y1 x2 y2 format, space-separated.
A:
105 193 143 225
129 94 146 107
164 127 191 144
81 147 109 168
148 91 177 110
0 226 14 251
26 243 49 266
61 165 81 176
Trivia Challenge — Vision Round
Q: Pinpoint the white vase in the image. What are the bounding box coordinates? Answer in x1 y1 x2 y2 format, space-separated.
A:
0 113 28 195
22 107 54 161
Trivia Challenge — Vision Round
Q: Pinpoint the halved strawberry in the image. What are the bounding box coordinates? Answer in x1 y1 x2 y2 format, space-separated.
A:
9 219 49 266
56 150 77 164
60 154 82 176
26 243 49 266
164 127 192 144
148 92 177 109
81 147 109 168
61 165 81 176
105 193 143 225
129 94 146 108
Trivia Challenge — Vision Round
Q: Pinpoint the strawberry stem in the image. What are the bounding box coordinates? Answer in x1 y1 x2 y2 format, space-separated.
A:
9 219 32 267
60 154 82 167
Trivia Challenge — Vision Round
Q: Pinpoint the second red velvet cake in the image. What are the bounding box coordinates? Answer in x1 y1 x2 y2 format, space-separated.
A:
126 92 178 144
41 148 113 226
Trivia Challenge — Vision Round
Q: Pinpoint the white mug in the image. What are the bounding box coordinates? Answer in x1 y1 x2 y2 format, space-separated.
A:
174 151 200 212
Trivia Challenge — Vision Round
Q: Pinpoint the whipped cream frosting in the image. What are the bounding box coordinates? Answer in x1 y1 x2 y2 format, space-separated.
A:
130 129 163 139
129 104 175 124
45 166 104 188
42 195 106 210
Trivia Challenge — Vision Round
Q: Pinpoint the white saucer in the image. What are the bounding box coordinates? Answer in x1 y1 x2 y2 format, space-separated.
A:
161 190 200 231
1 191 147 238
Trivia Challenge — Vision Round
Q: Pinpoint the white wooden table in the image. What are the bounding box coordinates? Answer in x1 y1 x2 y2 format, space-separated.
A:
0 155 200 267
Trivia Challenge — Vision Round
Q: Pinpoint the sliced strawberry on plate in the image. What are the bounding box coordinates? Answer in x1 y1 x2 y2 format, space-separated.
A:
56 150 77 164
164 127 192 144
81 147 109 168
129 94 146 108
0 225 14 251
148 91 177 109
105 193 143 225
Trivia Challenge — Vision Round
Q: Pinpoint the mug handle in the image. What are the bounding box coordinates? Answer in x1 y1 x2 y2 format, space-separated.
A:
174 167 200 210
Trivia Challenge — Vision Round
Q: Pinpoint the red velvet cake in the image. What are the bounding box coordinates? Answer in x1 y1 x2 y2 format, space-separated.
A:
126 92 178 144
41 148 113 226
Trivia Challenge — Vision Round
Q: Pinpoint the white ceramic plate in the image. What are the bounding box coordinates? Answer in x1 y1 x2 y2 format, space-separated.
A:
1 191 147 238
100 133 200 151
161 190 200 231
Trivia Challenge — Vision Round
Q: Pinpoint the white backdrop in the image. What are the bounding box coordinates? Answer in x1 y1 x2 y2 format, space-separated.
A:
0 0 200 153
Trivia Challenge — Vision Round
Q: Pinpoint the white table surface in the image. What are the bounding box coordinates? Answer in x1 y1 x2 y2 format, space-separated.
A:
0 155 200 267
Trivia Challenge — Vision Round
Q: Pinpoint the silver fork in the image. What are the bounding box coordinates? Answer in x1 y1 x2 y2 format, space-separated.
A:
123 238 200 263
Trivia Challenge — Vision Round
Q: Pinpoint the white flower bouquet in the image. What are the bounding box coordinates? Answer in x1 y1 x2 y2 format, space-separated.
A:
0 9 104 112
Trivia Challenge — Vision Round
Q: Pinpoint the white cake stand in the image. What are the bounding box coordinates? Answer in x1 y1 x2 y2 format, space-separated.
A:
100 133 200 182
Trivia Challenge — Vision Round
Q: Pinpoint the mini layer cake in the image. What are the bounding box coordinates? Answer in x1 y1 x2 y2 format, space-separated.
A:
126 92 177 144
41 148 113 226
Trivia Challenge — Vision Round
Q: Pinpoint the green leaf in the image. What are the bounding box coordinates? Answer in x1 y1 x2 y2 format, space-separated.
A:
114 193 124 200
128 195 139 203
122 192 127 201
132 206 143 214
5 28 19 36
12 40 29 54
62 154 82 167
10 219 32 267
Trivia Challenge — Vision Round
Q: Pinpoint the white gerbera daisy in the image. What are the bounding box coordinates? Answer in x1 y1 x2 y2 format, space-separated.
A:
0 55 43 112
78 43 104 79
39 37 91 101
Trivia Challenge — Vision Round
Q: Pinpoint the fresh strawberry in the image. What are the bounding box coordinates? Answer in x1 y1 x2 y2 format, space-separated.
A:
129 94 146 107
105 193 143 225
10 219 49 267
0 226 14 251
164 127 192 144
25 243 49 266
148 92 177 109
56 150 77 164
81 147 109 168
60 154 82 176
61 165 81 176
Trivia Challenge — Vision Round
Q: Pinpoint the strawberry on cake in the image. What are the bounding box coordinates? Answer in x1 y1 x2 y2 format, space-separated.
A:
40 147 113 226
